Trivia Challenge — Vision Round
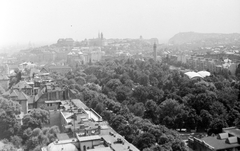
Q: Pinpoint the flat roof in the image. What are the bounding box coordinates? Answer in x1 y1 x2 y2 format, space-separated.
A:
101 135 117 143
62 112 74 119
111 144 132 151
71 99 88 109
77 135 102 142
45 100 62 103
54 138 78 144
56 133 70 140
201 136 240 150
101 134 139 151
87 147 112 151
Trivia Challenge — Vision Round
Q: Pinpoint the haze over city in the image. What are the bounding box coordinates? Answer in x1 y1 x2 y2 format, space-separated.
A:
1 0 240 47
1 1 240 151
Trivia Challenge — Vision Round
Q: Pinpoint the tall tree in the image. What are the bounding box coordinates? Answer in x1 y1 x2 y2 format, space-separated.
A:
22 109 49 130
0 97 21 139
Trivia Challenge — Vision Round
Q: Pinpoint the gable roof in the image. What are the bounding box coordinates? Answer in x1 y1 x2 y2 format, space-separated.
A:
10 90 19 97
9 89 28 100
217 133 229 140
223 127 240 137
12 81 32 89
226 137 238 144
40 67 49 73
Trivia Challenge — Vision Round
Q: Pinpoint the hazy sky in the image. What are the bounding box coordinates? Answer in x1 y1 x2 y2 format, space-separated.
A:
1 0 240 46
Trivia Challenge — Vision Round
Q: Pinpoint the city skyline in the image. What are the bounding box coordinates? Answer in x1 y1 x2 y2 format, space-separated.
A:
1 0 240 47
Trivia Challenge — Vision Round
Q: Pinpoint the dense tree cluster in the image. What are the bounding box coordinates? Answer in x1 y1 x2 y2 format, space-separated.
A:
0 97 59 151
1 57 239 151
60 58 239 150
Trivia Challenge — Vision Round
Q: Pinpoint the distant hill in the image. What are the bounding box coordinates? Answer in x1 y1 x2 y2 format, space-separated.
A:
168 32 240 45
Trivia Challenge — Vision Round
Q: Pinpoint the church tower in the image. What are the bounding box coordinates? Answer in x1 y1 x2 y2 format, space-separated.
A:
101 32 103 40
98 32 100 39
153 43 157 61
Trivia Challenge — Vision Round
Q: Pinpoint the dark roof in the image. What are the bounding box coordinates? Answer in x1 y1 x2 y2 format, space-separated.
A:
201 136 240 150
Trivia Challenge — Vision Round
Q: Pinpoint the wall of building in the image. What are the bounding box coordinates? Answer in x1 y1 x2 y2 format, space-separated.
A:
60 111 72 133
79 140 102 151
44 110 62 130
229 63 238 75
20 100 28 114
42 103 60 111
188 138 212 151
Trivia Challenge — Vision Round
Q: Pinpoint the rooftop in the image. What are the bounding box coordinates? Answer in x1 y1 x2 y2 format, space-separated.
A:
87 147 112 151
76 135 101 142
46 142 78 151
12 81 32 89
71 99 88 109
0 74 9 80
223 127 240 137
184 71 211 79
201 136 240 150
